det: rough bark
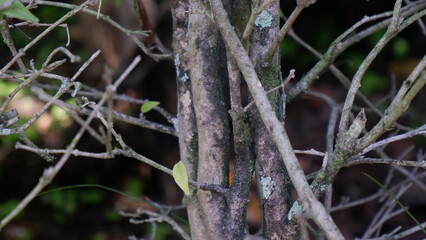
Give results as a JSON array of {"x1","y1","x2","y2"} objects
[
  {"x1": 174, "y1": 1, "x2": 299, "y2": 239},
  {"x1": 187, "y1": 0, "x2": 231, "y2": 239},
  {"x1": 172, "y1": 1, "x2": 208, "y2": 239},
  {"x1": 248, "y1": 1, "x2": 299, "y2": 238}
]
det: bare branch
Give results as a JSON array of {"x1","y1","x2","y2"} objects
[
  {"x1": 0, "y1": 49, "x2": 103, "y2": 231},
  {"x1": 208, "y1": 0, "x2": 344, "y2": 238},
  {"x1": 0, "y1": 0, "x2": 97, "y2": 76},
  {"x1": 339, "y1": 0, "x2": 404, "y2": 133}
]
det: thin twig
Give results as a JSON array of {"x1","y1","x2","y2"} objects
[
  {"x1": 357, "y1": 53, "x2": 426, "y2": 151},
  {"x1": 286, "y1": 0, "x2": 426, "y2": 101},
  {"x1": 287, "y1": 28, "x2": 411, "y2": 132},
  {"x1": 339, "y1": 0, "x2": 404, "y2": 133},
  {"x1": 347, "y1": 157, "x2": 426, "y2": 169},
  {"x1": 0, "y1": 19, "x2": 28, "y2": 74},
  {"x1": 293, "y1": 149, "x2": 326, "y2": 157},
  {"x1": 21, "y1": 0, "x2": 171, "y2": 61},
  {"x1": 241, "y1": 0, "x2": 275, "y2": 46},
  {"x1": 0, "y1": 0, "x2": 97, "y2": 76},
  {"x1": 244, "y1": 69, "x2": 295, "y2": 111},
  {"x1": 11, "y1": 22, "x2": 71, "y2": 46},
  {"x1": 264, "y1": 5, "x2": 305, "y2": 65},
  {"x1": 360, "y1": 124, "x2": 426, "y2": 155},
  {"x1": 0, "y1": 50, "x2": 101, "y2": 136},
  {"x1": 16, "y1": 142, "x2": 112, "y2": 158},
  {"x1": 121, "y1": 208, "x2": 191, "y2": 240},
  {"x1": 0, "y1": 49, "x2": 101, "y2": 231}
]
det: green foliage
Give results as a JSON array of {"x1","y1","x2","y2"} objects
[
  {"x1": 0, "y1": 116, "x2": 39, "y2": 145},
  {"x1": 172, "y1": 161, "x2": 190, "y2": 195},
  {"x1": 51, "y1": 105, "x2": 69, "y2": 122},
  {"x1": 314, "y1": 18, "x2": 338, "y2": 52},
  {"x1": 0, "y1": 80, "x2": 20, "y2": 97},
  {"x1": 36, "y1": 5, "x2": 68, "y2": 23},
  {"x1": 104, "y1": 209, "x2": 121, "y2": 222},
  {"x1": 124, "y1": 177, "x2": 145, "y2": 195},
  {"x1": 40, "y1": 184, "x2": 188, "y2": 223},
  {"x1": 78, "y1": 189, "x2": 104, "y2": 205},
  {"x1": 392, "y1": 37, "x2": 410, "y2": 59},
  {"x1": 369, "y1": 29, "x2": 386, "y2": 46},
  {"x1": 343, "y1": 52, "x2": 389, "y2": 96},
  {"x1": 280, "y1": 38, "x2": 300, "y2": 59},
  {"x1": 40, "y1": 188, "x2": 78, "y2": 214},
  {"x1": 0, "y1": 199, "x2": 19, "y2": 218},
  {"x1": 0, "y1": 0, "x2": 38, "y2": 23},
  {"x1": 40, "y1": 187, "x2": 105, "y2": 216},
  {"x1": 359, "y1": 71, "x2": 388, "y2": 96},
  {"x1": 31, "y1": 40, "x2": 65, "y2": 68},
  {"x1": 345, "y1": 53, "x2": 365, "y2": 74},
  {"x1": 91, "y1": 231, "x2": 107, "y2": 240},
  {"x1": 146, "y1": 223, "x2": 172, "y2": 240},
  {"x1": 114, "y1": 0, "x2": 125, "y2": 7},
  {"x1": 141, "y1": 101, "x2": 160, "y2": 113}
]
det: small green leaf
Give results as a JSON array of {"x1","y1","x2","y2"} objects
[
  {"x1": 172, "y1": 161, "x2": 190, "y2": 195},
  {"x1": 0, "y1": 0, "x2": 39, "y2": 23},
  {"x1": 141, "y1": 101, "x2": 160, "y2": 113}
]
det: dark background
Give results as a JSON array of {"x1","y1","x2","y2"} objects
[{"x1": 1, "y1": 0, "x2": 426, "y2": 239}]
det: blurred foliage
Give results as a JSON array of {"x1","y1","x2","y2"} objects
[
  {"x1": 104, "y1": 209, "x2": 121, "y2": 222},
  {"x1": 146, "y1": 223, "x2": 172, "y2": 240},
  {"x1": 392, "y1": 37, "x2": 410, "y2": 59},
  {"x1": 0, "y1": 116, "x2": 39, "y2": 145},
  {"x1": 40, "y1": 189, "x2": 79, "y2": 214},
  {"x1": 359, "y1": 71, "x2": 388, "y2": 96},
  {"x1": 0, "y1": 199, "x2": 20, "y2": 219},
  {"x1": 0, "y1": 0, "x2": 39, "y2": 23},
  {"x1": 39, "y1": 186, "x2": 108, "y2": 212},
  {"x1": 91, "y1": 231, "x2": 107, "y2": 240},
  {"x1": 123, "y1": 177, "x2": 145, "y2": 195},
  {"x1": 369, "y1": 29, "x2": 387, "y2": 47},
  {"x1": 0, "y1": 80, "x2": 20, "y2": 97}
]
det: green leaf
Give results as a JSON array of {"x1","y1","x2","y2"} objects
[
  {"x1": 141, "y1": 101, "x2": 160, "y2": 113},
  {"x1": 0, "y1": 0, "x2": 39, "y2": 23},
  {"x1": 172, "y1": 161, "x2": 190, "y2": 195}
]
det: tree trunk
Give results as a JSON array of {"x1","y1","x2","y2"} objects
[{"x1": 172, "y1": 0, "x2": 299, "y2": 239}]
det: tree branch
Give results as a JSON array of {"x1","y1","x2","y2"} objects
[{"x1": 208, "y1": 0, "x2": 344, "y2": 238}]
